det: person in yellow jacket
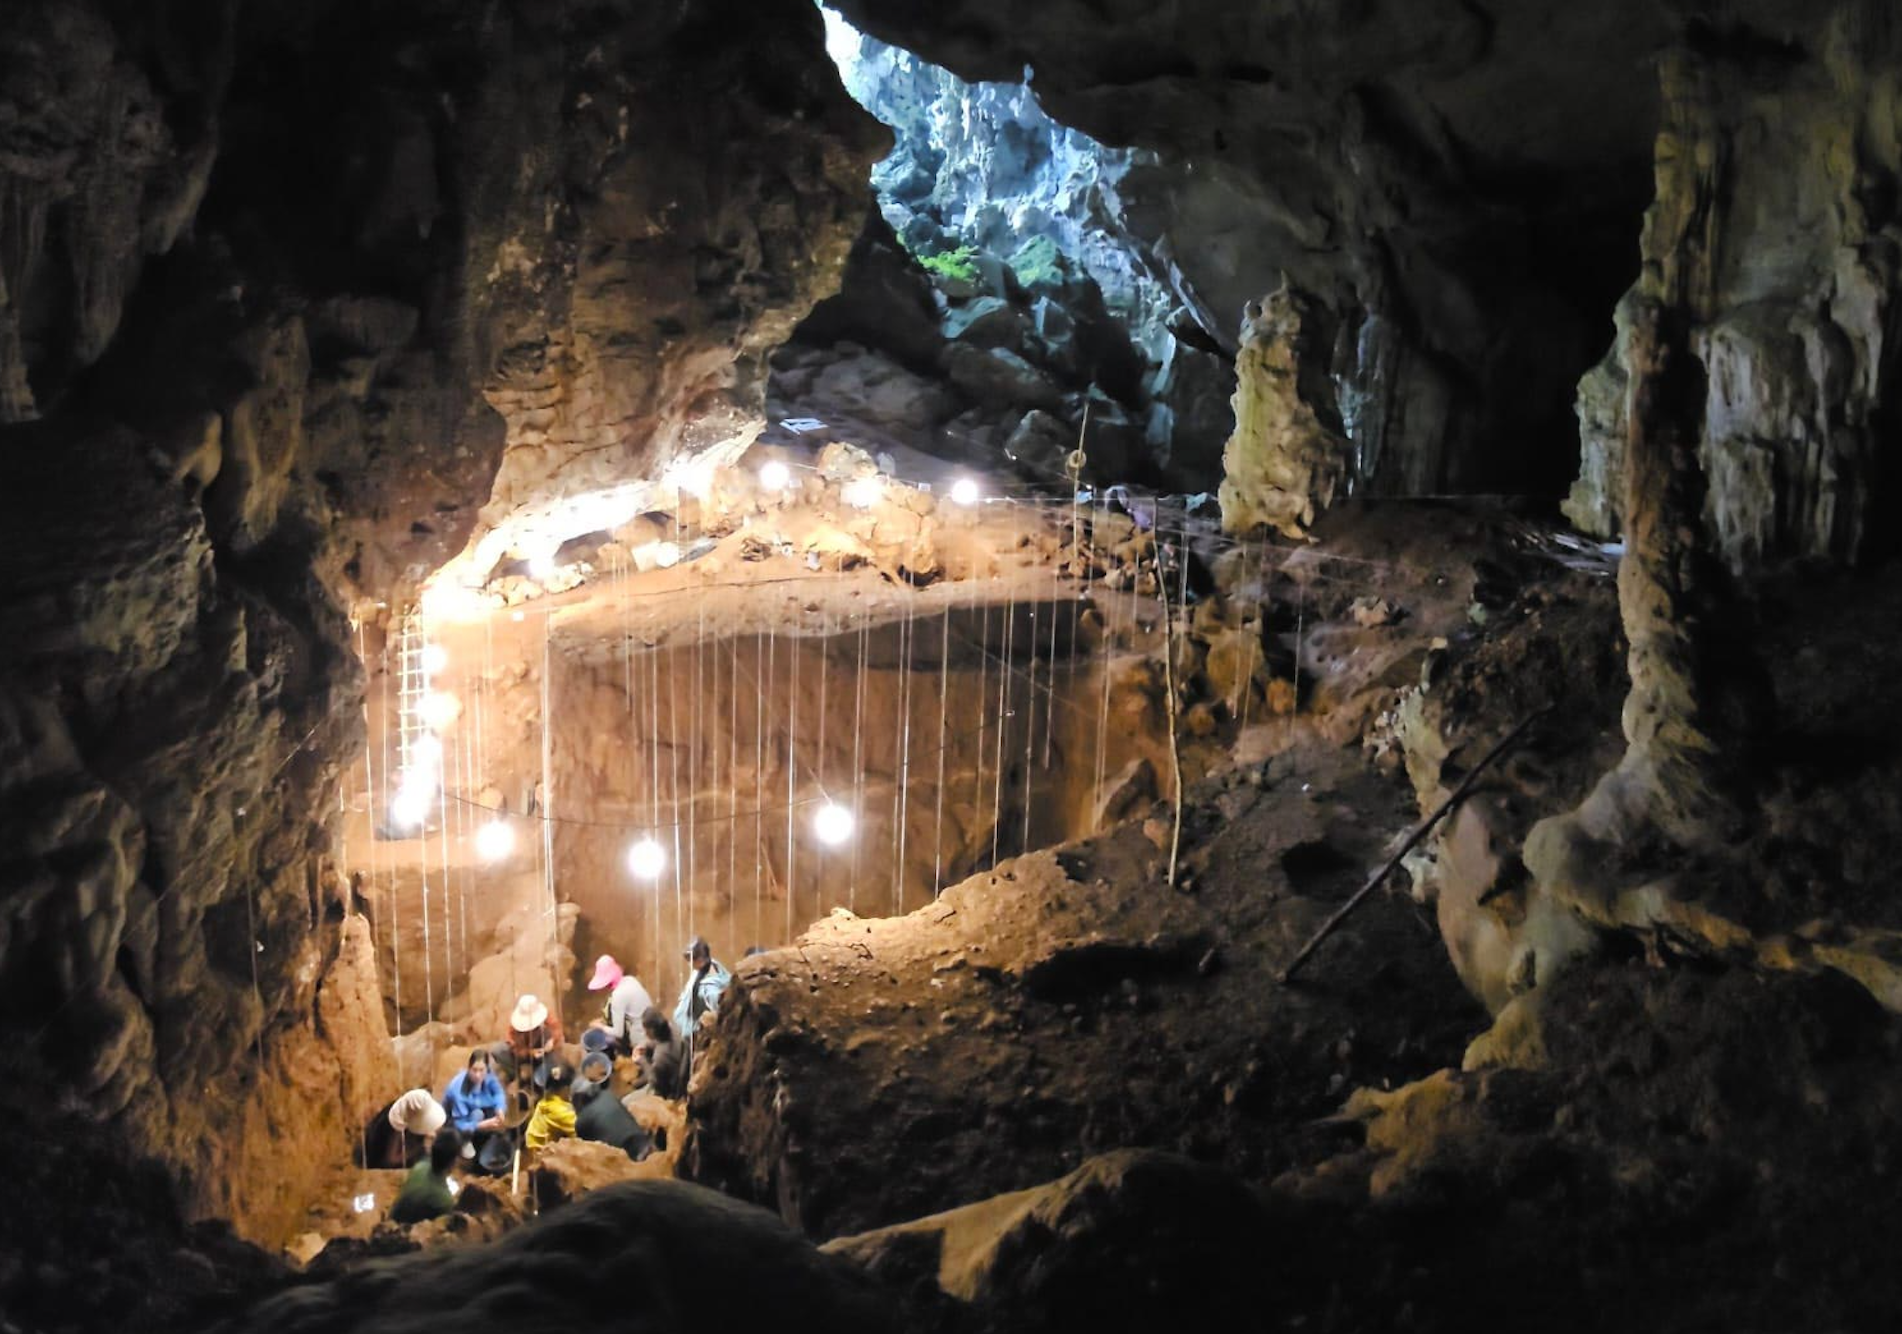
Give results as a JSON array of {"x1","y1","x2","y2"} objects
[{"x1": 524, "y1": 1061, "x2": 577, "y2": 1151}]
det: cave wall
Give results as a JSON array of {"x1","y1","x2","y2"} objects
[{"x1": 0, "y1": 0, "x2": 881, "y2": 1245}]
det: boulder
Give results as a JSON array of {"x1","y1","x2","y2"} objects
[
  {"x1": 940, "y1": 344, "x2": 1066, "y2": 415},
  {"x1": 823, "y1": 1150, "x2": 1277, "y2": 1333},
  {"x1": 811, "y1": 348, "x2": 959, "y2": 433}
]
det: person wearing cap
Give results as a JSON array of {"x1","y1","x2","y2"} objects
[
  {"x1": 585, "y1": 954, "x2": 655, "y2": 1057},
  {"x1": 358, "y1": 1088, "x2": 446, "y2": 1169},
  {"x1": 573, "y1": 1050, "x2": 654, "y2": 1161},
  {"x1": 523, "y1": 1060, "x2": 578, "y2": 1151},
  {"x1": 671, "y1": 936, "x2": 732, "y2": 1072}
]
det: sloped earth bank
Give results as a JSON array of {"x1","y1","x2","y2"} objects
[{"x1": 681, "y1": 744, "x2": 1488, "y2": 1240}]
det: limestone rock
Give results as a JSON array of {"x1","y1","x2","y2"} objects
[
  {"x1": 1218, "y1": 284, "x2": 1351, "y2": 539},
  {"x1": 833, "y1": 0, "x2": 1661, "y2": 499},
  {"x1": 810, "y1": 347, "x2": 957, "y2": 434},
  {"x1": 939, "y1": 343, "x2": 1066, "y2": 415},
  {"x1": 1562, "y1": 24, "x2": 1902, "y2": 569}
]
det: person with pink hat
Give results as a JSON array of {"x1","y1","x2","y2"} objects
[{"x1": 584, "y1": 953, "x2": 655, "y2": 1058}]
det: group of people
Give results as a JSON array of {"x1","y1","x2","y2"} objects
[{"x1": 357, "y1": 935, "x2": 737, "y2": 1225}]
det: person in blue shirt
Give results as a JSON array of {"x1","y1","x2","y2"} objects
[
  {"x1": 441, "y1": 1048, "x2": 507, "y2": 1159},
  {"x1": 671, "y1": 936, "x2": 732, "y2": 1076}
]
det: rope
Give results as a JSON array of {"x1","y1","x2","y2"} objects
[{"x1": 933, "y1": 602, "x2": 950, "y2": 897}]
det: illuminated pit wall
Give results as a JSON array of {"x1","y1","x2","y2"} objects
[
  {"x1": 543, "y1": 589, "x2": 1170, "y2": 1002},
  {"x1": 343, "y1": 605, "x2": 566, "y2": 1040}
]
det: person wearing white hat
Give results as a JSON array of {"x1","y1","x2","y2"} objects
[
  {"x1": 584, "y1": 954, "x2": 655, "y2": 1057},
  {"x1": 357, "y1": 1087, "x2": 446, "y2": 1169},
  {"x1": 502, "y1": 993, "x2": 563, "y2": 1075}
]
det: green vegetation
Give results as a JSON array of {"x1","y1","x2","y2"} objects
[{"x1": 917, "y1": 244, "x2": 980, "y2": 284}]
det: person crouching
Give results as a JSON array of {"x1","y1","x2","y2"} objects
[
  {"x1": 574, "y1": 1050, "x2": 653, "y2": 1162},
  {"x1": 391, "y1": 1129, "x2": 462, "y2": 1225},
  {"x1": 524, "y1": 1061, "x2": 576, "y2": 1152},
  {"x1": 358, "y1": 1088, "x2": 446, "y2": 1169}
]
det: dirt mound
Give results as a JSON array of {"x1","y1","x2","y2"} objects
[{"x1": 681, "y1": 739, "x2": 1486, "y2": 1240}]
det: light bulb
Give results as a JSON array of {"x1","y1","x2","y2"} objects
[
  {"x1": 390, "y1": 780, "x2": 433, "y2": 829},
  {"x1": 410, "y1": 733, "x2": 443, "y2": 773},
  {"x1": 475, "y1": 819, "x2": 515, "y2": 862},
  {"x1": 419, "y1": 643, "x2": 448, "y2": 674},
  {"x1": 950, "y1": 477, "x2": 980, "y2": 506},
  {"x1": 627, "y1": 837, "x2": 667, "y2": 880},
  {"x1": 813, "y1": 802, "x2": 855, "y2": 846},
  {"x1": 418, "y1": 691, "x2": 460, "y2": 731},
  {"x1": 758, "y1": 460, "x2": 791, "y2": 492},
  {"x1": 529, "y1": 552, "x2": 558, "y2": 581},
  {"x1": 843, "y1": 476, "x2": 880, "y2": 509}
]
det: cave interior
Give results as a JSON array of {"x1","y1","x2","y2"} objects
[{"x1": 5, "y1": 1, "x2": 1902, "y2": 1331}]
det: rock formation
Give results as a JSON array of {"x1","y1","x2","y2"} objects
[
  {"x1": 1217, "y1": 283, "x2": 1352, "y2": 537},
  {"x1": 0, "y1": 0, "x2": 880, "y2": 1259},
  {"x1": 1566, "y1": 10, "x2": 1902, "y2": 569}
]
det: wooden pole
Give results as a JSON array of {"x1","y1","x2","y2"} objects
[{"x1": 1158, "y1": 540, "x2": 1185, "y2": 888}]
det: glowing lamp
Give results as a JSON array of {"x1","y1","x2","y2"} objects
[
  {"x1": 759, "y1": 460, "x2": 792, "y2": 492},
  {"x1": 419, "y1": 643, "x2": 448, "y2": 674},
  {"x1": 949, "y1": 477, "x2": 980, "y2": 506},
  {"x1": 627, "y1": 837, "x2": 667, "y2": 880},
  {"x1": 410, "y1": 734, "x2": 443, "y2": 773},
  {"x1": 390, "y1": 780, "x2": 434, "y2": 830},
  {"x1": 419, "y1": 582, "x2": 485, "y2": 621},
  {"x1": 813, "y1": 802, "x2": 855, "y2": 846},
  {"x1": 475, "y1": 819, "x2": 515, "y2": 862},
  {"x1": 418, "y1": 691, "x2": 460, "y2": 731},
  {"x1": 843, "y1": 476, "x2": 880, "y2": 509}
]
